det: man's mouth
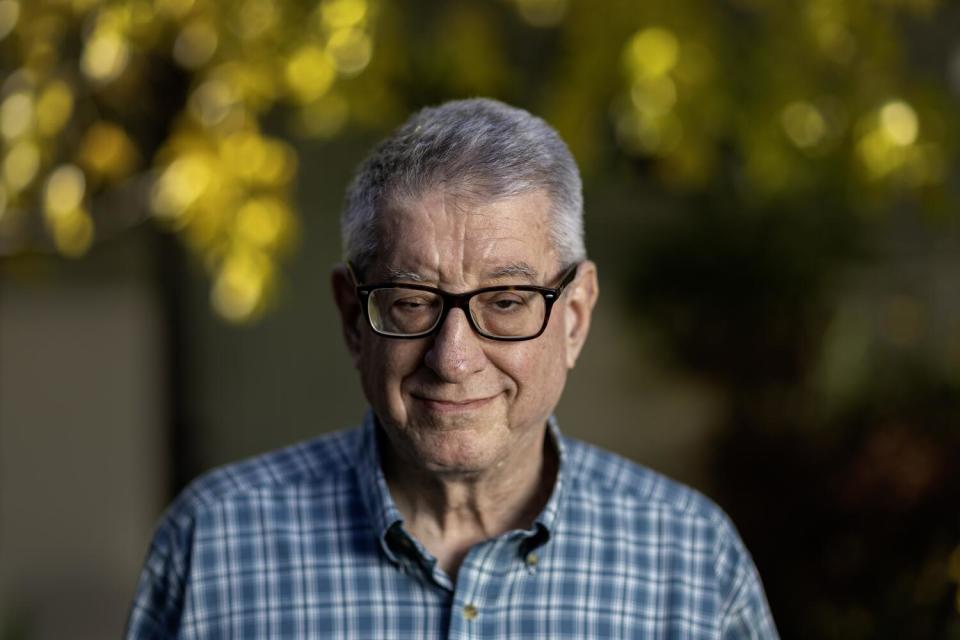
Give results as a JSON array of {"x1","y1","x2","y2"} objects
[{"x1": 412, "y1": 394, "x2": 498, "y2": 412}]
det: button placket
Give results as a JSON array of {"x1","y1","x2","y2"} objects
[{"x1": 451, "y1": 537, "x2": 509, "y2": 632}]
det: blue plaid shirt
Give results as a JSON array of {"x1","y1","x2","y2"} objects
[{"x1": 127, "y1": 413, "x2": 778, "y2": 639}]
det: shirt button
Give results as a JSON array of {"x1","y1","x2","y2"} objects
[
  {"x1": 463, "y1": 604, "x2": 478, "y2": 621},
  {"x1": 525, "y1": 552, "x2": 539, "y2": 567}
]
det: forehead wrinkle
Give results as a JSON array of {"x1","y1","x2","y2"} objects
[
  {"x1": 446, "y1": 189, "x2": 467, "y2": 278},
  {"x1": 378, "y1": 190, "x2": 555, "y2": 286},
  {"x1": 470, "y1": 211, "x2": 543, "y2": 276},
  {"x1": 379, "y1": 261, "x2": 540, "y2": 285}
]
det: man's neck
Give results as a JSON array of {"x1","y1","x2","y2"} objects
[{"x1": 381, "y1": 425, "x2": 558, "y2": 581}]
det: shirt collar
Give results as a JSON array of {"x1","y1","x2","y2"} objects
[
  {"x1": 532, "y1": 415, "x2": 566, "y2": 536},
  {"x1": 353, "y1": 411, "x2": 406, "y2": 562},
  {"x1": 353, "y1": 410, "x2": 569, "y2": 560}
]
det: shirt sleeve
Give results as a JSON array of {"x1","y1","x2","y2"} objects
[
  {"x1": 714, "y1": 517, "x2": 780, "y2": 640},
  {"x1": 125, "y1": 515, "x2": 191, "y2": 639}
]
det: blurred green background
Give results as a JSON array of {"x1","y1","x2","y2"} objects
[{"x1": 1, "y1": 0, "x2": 960, "y2": 637}]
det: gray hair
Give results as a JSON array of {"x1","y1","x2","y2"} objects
[{"x1": 341, "y1": 98, "x2": 585, "y2": 273}]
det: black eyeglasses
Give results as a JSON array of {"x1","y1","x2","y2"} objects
[{"x1": 350, "y1": 262, "x2": 580, "y2": 341}]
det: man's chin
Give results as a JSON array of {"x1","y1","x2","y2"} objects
[{"x1": 399, "y1": 422, "x2": 505, "y2": 475}]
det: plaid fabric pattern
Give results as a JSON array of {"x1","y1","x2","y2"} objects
[{"x1": 126, "y1": 413, "x2": 778, "y2": 639}]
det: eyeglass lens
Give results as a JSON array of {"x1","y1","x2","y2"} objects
[{"x1": 367, "y1": 288, "x2": 547, "y2": 338}]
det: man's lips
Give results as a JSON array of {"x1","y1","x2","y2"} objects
[{"x1": 411, "y1": 394, "x2": 499, "y2": 412}]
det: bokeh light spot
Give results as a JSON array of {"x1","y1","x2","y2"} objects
[
  {"x1": 810, "y1": 14, "x2": 857, "y2": 63},
  {"x1": 81, "y1": 29, "x2": 131, "y2": 82},
  {"x1": 151, "y1": 153, "x2": 213, "y2": 221},
  {"x1": 3, "y1": 140, "x2": 40, "y2": 191},
  {"x1": 326, "y1": 28, "x2": 372, "y2": 75},
  {"x1": 236, "y1": 197, "x2": 289, "y2": 248},
  {"x1": 211, "y1": 249, "x2": 270, "y2": 322},
  {"x1": 879, "y1": 100, "x2": 918, "y2": 146},
  {"x1": 296, "y1": 92, "x2": 348, "y2": 138},
  {"x1": 855, "y1": 100, "x2": 930, "y2": 181},
  {"x1": 185, "y1": 202, "x2": 231, "y2": 252},
  {"x1": 624, "y1": 27, "x2": 679, "y2": 79},
  {"x1": 857, "y1": 130, "x2": 900, "y2": 178},
  {"x1": 234, "y1": 0, "x2": 277, "y2": 42},
  {"x1": 44, "y1": 164, "x2": 86, "y2": 216},
  {"x1": 78, "y1": 121, "x2": 139, "y2": 181},
  {"x1": 0, "y1": 0, "x2": 20, "y2": 42},
  {"x1": 222, "y1": 130, "x2": 267, "y2": 180},
  {"x1": 48, "y1": 206, "x2": 94, "y2": 257},
  {"x1": 174, "y1": 19, "x2": 219, "y2": 69},
  {"x1": 256, "y1": 140, "x2": 296, "y2": 186},
  {"x1": 781, "y1": 101, "x2": 827, "y2": 149},
  {"x1": 321, "y1": 0, "x2": 367, "y2": 30},
  {"x1": 36, "y1": 81, "x2": 74, "y2": 137},
  {"x1": 220, "y1": 131, "x2": 296, "y2": 186},
  {"x1": 513, "y1": 0, "x2": 568, "y2": 28},
  {"x1": 1, "y1": 92, "x2": 35, "y2": 140},
  {"x1": 285, "y1": 45, "x2": 336, "y2": 103},
  {"x1": 630, "y1": 75, "x2": 677, "y2": 116},
  {"x1": 210, "y1": 62, "x2": 276, "y2": 111},
  {"x1": 189, "y1": 79, "x2": 237, "y2": 127}
]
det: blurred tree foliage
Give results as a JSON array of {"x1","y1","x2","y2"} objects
[
  {"x1": 0, "y1": 0, "x2": 386, "y2": 320},
  {"x1": 1, "y1": 0, "x2": 959, "y2": 636},
  {"x1": 1, "y1": 0, "x2": 954, "y2": 313}
]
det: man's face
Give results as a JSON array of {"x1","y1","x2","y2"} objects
[{"x1": 334, "y1": 189, "x2": 598, "y2": 476}]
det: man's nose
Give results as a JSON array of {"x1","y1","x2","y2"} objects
[{"x1": 423, "y1": 308, "x2": 486, "y2": 382}]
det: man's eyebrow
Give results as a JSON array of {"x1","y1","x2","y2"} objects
[
  {"x1": 486, "y1": 263, "x2": 539, "y2": 281},
  {"x1": 383, "y1": 268, "x2": 431, "y2": 283}
]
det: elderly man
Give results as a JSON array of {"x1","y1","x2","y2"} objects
[{"x1": 127, "y1": 99, "x2": 778, "y2": 638}]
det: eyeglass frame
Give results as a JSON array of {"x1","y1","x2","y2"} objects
[{"x1": 348, "y1": 262, "x2": 581, "y2": 342}]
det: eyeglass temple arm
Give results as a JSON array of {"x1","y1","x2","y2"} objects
[
  {"x1": 558, "y1": 263, "x2": 580, "y2": 291},
  {"x1": 346, "y1": 261, "x2": 361, "y2": 287}
]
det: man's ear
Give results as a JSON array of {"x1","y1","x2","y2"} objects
[
  {"x1": 331, "y1": 264, "x2": 363, "y2": 367},
  {"x1": 563, "y1": 260, "x2": 599, "y2": 369}
]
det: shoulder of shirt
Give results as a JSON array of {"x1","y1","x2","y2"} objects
[
  {"x1": 561, "y1": 434, "x2": 737, "y2": 533},
  {"x1": 559, "y1": 436, "x2": 770, "y2": 618},
  {"x1": 161, "y1": 426, "x2": 361, "y2": 528}
]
